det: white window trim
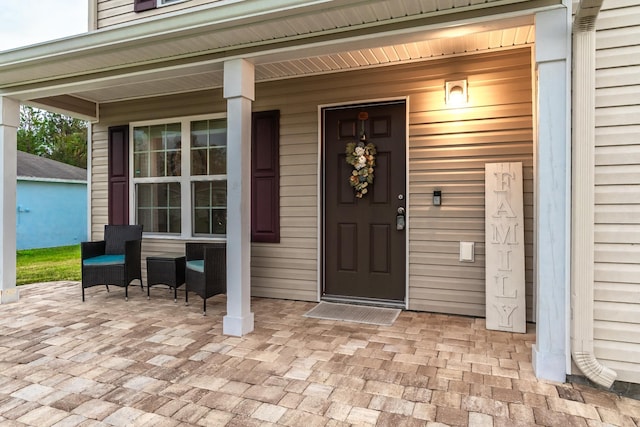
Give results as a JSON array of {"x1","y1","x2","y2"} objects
[
  {"x1": 158, "y1": 0, "x2": 188, "y2": 7},
  {"x1": 129, "y1": 112, "x2": 227, "y2": 240}
]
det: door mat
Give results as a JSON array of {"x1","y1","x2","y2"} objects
[{"x1": 303, "y1": 301, "x2": 401, "y2": 326}]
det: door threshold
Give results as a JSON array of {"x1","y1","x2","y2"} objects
[{"x1": 322, "y1": 295, "x2": 405, "y2": 309}]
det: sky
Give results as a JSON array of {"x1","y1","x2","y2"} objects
[{"x1": 0, "y1": 0, "x2": 88, "y2": 52}]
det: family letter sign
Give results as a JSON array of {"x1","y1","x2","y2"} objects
[{"x1": 485, "y1": 162, "x2": 526, "y2": 333}]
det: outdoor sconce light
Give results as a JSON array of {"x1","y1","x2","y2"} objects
[
  {"x1": 433, "y1": 190, "x2": 442, "y2": 206},
  {"x1": 445, "y1": 79, "x2": 468, "y2": 107}
]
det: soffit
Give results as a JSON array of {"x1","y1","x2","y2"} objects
[
  {"x1": 74, "y1": 24, "x2": 535, "y2": 103},
  {"x1": 0, "y1": 0, "x2": 553, "y2": 109}
]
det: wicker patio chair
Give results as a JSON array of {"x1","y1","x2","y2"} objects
[
  {"x1": 185, "y1": 242, "x2": 226, "y2": 315},
  {"x1": 81, "y1": 225, "x2": 143, "y2": 301}
]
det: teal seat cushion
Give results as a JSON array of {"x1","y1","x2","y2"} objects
[
  {"x1": 186, "y1": 260, "x2": 204, "y2": 273},
  {"x1": 83, "y1": 254, "x2": 125, "y2": 266}
]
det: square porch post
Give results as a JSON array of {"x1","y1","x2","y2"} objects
[
  {"x1": 532, "y1": 8, "x2": 571, "y2": 383},
  {"x1": 0, "y1": 97, "x2": 20, "y2": 304},
  {"x1": 223, "y1": 59, "x2": 255, "y2": 336}
]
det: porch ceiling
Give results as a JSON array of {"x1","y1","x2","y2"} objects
[{"x1": 0, "y1": 0, "x2": 554, "y2": 119}]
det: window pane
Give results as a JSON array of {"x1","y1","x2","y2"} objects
[
  {"x1": 138, "y1": 209, "x2": 152, "y2": 233},
  {"x1": 155, "y1": 208, "x2": 168, "y2": 233},
  {"x1": 190, "y1": 119, "x2": 227, "y2": 176},
  {"x1": 169, "y1": 209, "x2": 181, "y2": 233},
  {"x1": 137, "y1": 182, "x2": 152, "y2": 206},
  {"x1": 153, "y1": 152, "x2": 166, "y2": 177},
  {"x1": 150, "y1": 125, "x2": 164, "y2": 151},
  {"x1": 165, "y1": 123, "x2": 181, "y2": 150},
  {"x1": 134, "y1": 153, "x2": 149, "y2": 178},
  {"x1": 212, "y1": 209, "x2": 226, "y2": 234},
  {"x1": 169, "y1": 182, "x2": 181, "y2": 207},
  {"x1": 136, "y1": 183, "x2": 181, "y2": 234},
  {"x1": 191, "y1": 120, "x2": 208, "y2": 148},
  {"x1": 134, "y1": 127, "x2": 149, "y2": 152},
  {"x1": 134, "y1": 123, "x2": 181, "y2": 178},
  {"x1": 167, "y1": 151, "x2": 181, "y2": 176},
  {"x1": 191, "y1": 180, "x2": 226, "y2": 236},
  {"x1": 211, "y1": 181, "x2": 227, "y2": 207},
  {"x1": 191, "y1": 149, "x2": 207, "y2": 176},
  {"x1": 193, "y1": 181, "x2": 210, "y2": 208},
  {"x1": 209, "y1": 147, "x2": 226, "y2": 175},
  {"x1": 209, "y1": 122, "x2": 226, "y2": 147},
  {"x1": 193, "y1": 209, "x2": 211, "y2": 234}
]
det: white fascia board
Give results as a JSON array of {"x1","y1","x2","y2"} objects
[
  {"x1": 17, "y1": 177, "x2": 87, "y2": 185},
  {"x1": 0, "y1": 0, "x2": 363, "y2": 68}
]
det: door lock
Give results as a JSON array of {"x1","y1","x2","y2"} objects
[{"x1": 396, "y1": 207, "x2": 406, "y2": 231}]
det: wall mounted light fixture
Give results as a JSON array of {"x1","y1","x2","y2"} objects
[{"x1": 445, "y1": 79, "x2": 468, "y2": 107}]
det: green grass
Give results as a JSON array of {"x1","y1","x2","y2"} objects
[{"x1": 16, "y1": 244, "x2": 81, "y2": 285}]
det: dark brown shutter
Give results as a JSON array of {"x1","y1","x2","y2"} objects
[
  {"x1": 134, "y1": 0, "x2": 156, "y2": 12},
  {"x1": 251, "y1": 110, "x2": 280, "y2": 243},
  {"x1": 108, "y1": 125, "x2": 129, "y2": 225}
]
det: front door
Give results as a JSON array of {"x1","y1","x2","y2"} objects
[{"x1": 323, "y1": 101, "x2": 406, "y2": 304}]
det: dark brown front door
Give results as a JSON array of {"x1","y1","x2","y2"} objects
[{"x1": 323, "y1": 101, "x2": 406, "y2": 304}]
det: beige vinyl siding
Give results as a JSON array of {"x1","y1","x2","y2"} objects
[
  {"x1": 407, "y1": 49, "x2": 534, "y2": 318},
  {"x1": 97, "y1": 0, "x2": 223, "y2": 29},
  {"x1": 91, "y1": 47, "x2": 534, "y2": 313},
  {"x1": 91, "y1": 90, "x2": 227, "y2": 285},
  {"x1": 593, "y1": 0, "x2": 640, "y2": 384}
]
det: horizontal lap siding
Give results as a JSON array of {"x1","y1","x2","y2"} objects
[
  {"x1": 407, "y1": 48, "x2": 534, "y2": 319},
  {"x1": 253, "y1": 49, "x2": 534, "y2": 309},
  {"x1": 91, "y1": 91, "x2": 230, "y2": 288},
  {"x1": 92, "y1": 48, "x2": 534, "y2": 313},
  {"x1": 97, "y1": 0, "x2": 222, "y2": 28},
  {"x1": 593, "y1": 0, "x2": 640, "y2": 383}
]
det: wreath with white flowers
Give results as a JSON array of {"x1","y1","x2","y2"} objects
[{"x1": 345, "y1": 141, "x2": 377, "y2": 198}]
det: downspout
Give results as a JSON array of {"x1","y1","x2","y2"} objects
[{"x1": 571, "y1": 0, "x2": 616, "y2": 389}]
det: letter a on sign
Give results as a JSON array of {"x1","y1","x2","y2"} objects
[{"x1": 485, "y1": 162, "x2": 526, "y2": 333}]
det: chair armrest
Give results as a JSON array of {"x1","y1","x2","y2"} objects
[{"x1": 81, "y1": 241, "x2": 106, "y2": 260}]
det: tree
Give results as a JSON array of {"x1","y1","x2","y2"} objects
[{"x1": 18, "y1": 106, "x2": 88, "y2": 169}]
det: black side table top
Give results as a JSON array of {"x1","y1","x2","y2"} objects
[{"x1": 146, "y1": 254, "x2": 186, "y2": 302}]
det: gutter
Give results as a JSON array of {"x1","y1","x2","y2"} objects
[
  {"x1": 17, "y1": 177, "x2": 87, "y2": 185},
  {"x1": 570, "y1": 0, "x2": 616, "y2": 389}
]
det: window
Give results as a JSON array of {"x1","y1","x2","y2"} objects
[
  {"x1": 134, "y1": 0, "x2": 187, "y2": 12},
  {"x1": 134, "y1": 0, "x2": 156, "y2": 12},
  {"x1": 190, "y1": 118, "x2": 227, "y2": 236},
  {"x1": 131, "y1": 115, "x2": 227, "y2": 237}
]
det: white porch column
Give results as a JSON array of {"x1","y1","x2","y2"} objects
[
  {"x1": 0, "y1": 97, "x2": 20, "y2": 304},
  {"x1": 532, "y1": 8, "x2": 571, "y2": 383},
  {"x1": 223, "y1": 59, "x2": 255, "y2": 336}
]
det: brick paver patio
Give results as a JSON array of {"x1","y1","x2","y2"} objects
[{"x1": 0, "y1": 281, "x2": 637, "y2": 426}]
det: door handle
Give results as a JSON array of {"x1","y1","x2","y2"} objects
[{"x1": 396, "y1": 207, "x2": 406, "y2": 231}]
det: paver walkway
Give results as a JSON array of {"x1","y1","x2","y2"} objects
[{"x1": 0, "y1": 281, "x2": 637, "y2": 426}]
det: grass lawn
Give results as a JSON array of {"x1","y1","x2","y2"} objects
[{"x1": 16, "y1": 244, "x2": 81, "y2": 285}]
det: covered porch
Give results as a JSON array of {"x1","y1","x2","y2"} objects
[{"x1": 1, "y1": 0, "x2": 571, "y2": 384}]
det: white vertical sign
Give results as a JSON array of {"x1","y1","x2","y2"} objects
[{"x1": 485, "y1": 162, "x2": 526, "y2": 333}]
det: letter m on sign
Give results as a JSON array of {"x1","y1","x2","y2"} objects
[{"x1": 491, "y1": 223, "x2": 518, "y2": 245}]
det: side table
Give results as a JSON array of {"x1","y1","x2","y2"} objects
[{"x1": 146, "y1": 254, "x2": 186, "y2": 302}]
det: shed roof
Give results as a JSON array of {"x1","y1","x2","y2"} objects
[{"x1": 17, "y1": 150, "x2": 86, "y2": 182}]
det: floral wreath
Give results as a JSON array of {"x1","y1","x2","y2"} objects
[{"x1": 345, "y1": 140, "x2": 377, "y2": 198}]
